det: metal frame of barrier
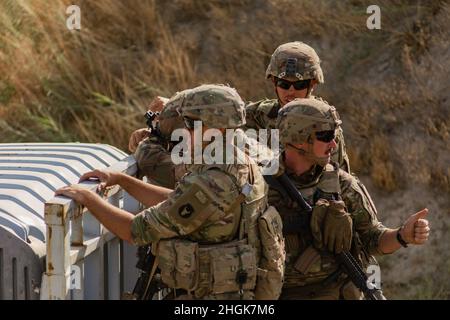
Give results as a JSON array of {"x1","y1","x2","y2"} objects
[{"x1": 40, "y1": 156, "x2": 140, "y2": 300}]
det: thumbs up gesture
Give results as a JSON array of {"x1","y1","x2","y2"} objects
[{"x1": 399, "y1": 208, "x2": 430, "y2": 245}]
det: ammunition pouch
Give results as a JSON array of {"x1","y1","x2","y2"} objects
[
  {"x1": 255, "y1": 206, "x2": 285, "y2": 300},
  {"x1": 157, "y1": 240, "x2": 199, "y2": 291},
  {"x1": 157, "y1": 239, "x2": 258, "y2": 298}
]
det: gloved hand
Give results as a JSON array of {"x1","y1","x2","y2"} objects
[
  {"x1": 310, "y1": 198, "x2": 329, "y2": 250},
  {"x1": 323, "y1": 200, "x2": 353, "y2": 254}
]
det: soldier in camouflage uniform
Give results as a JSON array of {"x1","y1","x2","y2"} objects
[
  {"x1": 133, "y1": 91, "x2": 188, "y2": 189},
  {"x1": 272, "y1": 98, "x2": 430, "y2": 299},
  {"x1": 244, "y1": 41, "x2": 351, "y2": 172},
  {"x1": 129, "y1": 42, "x2": 350, "y2": 173},
  {"x1": 55, "y1": 84, "x2": 277, "y2": 300}
]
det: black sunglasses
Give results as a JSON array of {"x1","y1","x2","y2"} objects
[
  {"x1": 315, "y1": 130, "x2": 336, "y2": 143},
  {"x1": 276, "y1": 78, "x2": 311, "y2": 91}
]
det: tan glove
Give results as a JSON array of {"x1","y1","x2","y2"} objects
[
  {"x1": 310, "y1": 198, "x2": 330, "y2": 250},
  {"x1": 323, "y1": 200, "x2": 353, "y2": 254}
]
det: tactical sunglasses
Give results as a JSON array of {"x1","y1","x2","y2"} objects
[
  {"x1": 276, "y1": 78, "x2": 311, "y2": 91},
  {"x1": 315, "y1": 130, "x2": 336, "y2": 143}
]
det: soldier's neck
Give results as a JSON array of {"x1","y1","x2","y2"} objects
[{"x1": 284, "y1": 149, "x2": 315, "y2": 176}]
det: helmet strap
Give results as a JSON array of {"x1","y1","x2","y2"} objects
[
  {"x1": 306, "y1": 82, "x2": 314, "y2": 98},
  {"x1": 272, "y1": 78, "x2": 283, "y2": 106}
]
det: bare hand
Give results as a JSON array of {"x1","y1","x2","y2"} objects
[
  {"x1": 55, "y1": 185, "x2": 92, "y2": 205},
  {"x1": 79, "y1": 169, "x2": 120, "y2": 192},
  {"x1": 128, "y1": 128, "x2": 149, "y2": 153},
  {"x1": 400, "y1": 208, "x2": 430, "y2": 245}
]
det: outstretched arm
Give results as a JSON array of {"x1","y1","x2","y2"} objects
[
  {"x1": 55, "y1": 186, "x2": 135, "y2": 243},
  {"x1": 115, "y1": 172, "x2": 173, "y2": 207},
  {"x1": 378, "y1": 208, "x2": 430, "y2": 254},
  {"x1": 79, "y1": 169, "x2": 173, "y2": 208}
]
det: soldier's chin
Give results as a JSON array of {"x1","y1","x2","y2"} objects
[
  {"x1": 285, "y1": 97, "x2": 295, "y2": 103},
  {"x1": 315, "y1": 155, "x2": 330, "y2": 167}
]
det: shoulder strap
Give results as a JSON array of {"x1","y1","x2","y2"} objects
[
  {"x1": 263, "y1": 174, "x2": 290, "y2": 203},
  {"x1": 205, "y1": 166, "x2": 253, "y2": 240}
]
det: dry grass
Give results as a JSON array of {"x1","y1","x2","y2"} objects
[
  {"x1": 1, "y1": 0, "x2": 449, "y2": 299},
  {"x1": 0, "y1": 0, "x2": 197, "y2": 144}
]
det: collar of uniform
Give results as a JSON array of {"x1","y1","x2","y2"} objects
[
  {"x1": 283, "y1": 157, "x2": 324, "y2": 187},
  {"x1": 186, "y1": 141, "x2": 249, "y2": 172},
  {"x1": 316, "y1": 162, "x2": 341, "y2": 194}
]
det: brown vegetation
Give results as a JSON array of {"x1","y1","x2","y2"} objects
[{"x1": 1, "y1": 0, "x2": 449, "y2": 299}]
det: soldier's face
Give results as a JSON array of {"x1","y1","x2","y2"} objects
[
  {"x1": 312, "y1": 137, "x2": 337, "y2": 160},
  {"x1": 285, "y1": 137, "x2": 337, "y2": 171},
  {"x1": 275, "y1": 83, "x2": 308, "y2": 106},
  {"x1": 273, "y1": 77, "x2": 317, "y2": 106}
]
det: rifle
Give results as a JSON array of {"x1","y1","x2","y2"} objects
[
  {"x1": 145, "y1": 111, "x2": 162, "y2": 138},
  {"x1": 129, "y1": 245, "x2": 159, "y2": 300},
  {"x1": 264, "y1": 173, "x2": 386, "y2": 300}
]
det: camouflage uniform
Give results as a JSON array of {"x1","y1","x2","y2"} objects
[
  {"x1": 244, "y1": 97, "x2": 350, "y2": 172},
  {"x1": 130, "y1": 84, "x2": 271, "y2": 300},
  {"x1": 134, "y1": 136, "x2": 187, "y2": 188},
  {"x1": 243, "y1": 41, "x2": 351, "y2": 172},
  {"x1": 272, "y1": 99, "x2": 388, "y2": 300},
  {"x1": 134, "y1": 90, "x2": 188, "y2": 188}
]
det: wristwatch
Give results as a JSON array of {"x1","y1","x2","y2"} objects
[{"x1": 396, "y1": 226, "x2": 408, "y2": 248}]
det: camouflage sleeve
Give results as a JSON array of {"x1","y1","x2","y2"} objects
[
  {"x1": 243, "y1": 99, "x2": 272, "y2": 131},
  {"x1": 130, "y1": 169, "x2": 241, "y2": 246},
  {"x1": 134, "y1": 136, "x2": 177, "y2": 188},
  {"x1": 340, "y1": 171, "x2": 388, "y2": 256},
  {"x1": 333, "y1": 127, "x2": 351, "y2": 173}
]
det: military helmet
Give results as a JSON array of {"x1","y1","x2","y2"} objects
[
  {"x1": 265, "y1": 41, "x2": 324, "y2": 83},
  {"x1": 157, "y1": 90, "x2": 188, "y2": 139},
  {"x1": 178, "y1": 84, "x2": 246, "y2": 128},
  {"x1": 277, "y1": 98, "x2": 341, "y2": 145}
]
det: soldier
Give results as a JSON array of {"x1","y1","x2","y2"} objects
[
  {"x1": 128, "y1": 96, "x2": 169, "y2": 153},
  {"x1": 133, "y1": 91, "x2": 188, "y2": 189},
  {"x1": 272, "y1": 98, "x2": 430, "y2": 299},
  {"x1": 245, "y1": 41, "x2": 350, "y2": 172},
  {"x1": 127, "y1": 91, "x2": 189, "y2": 299},
  {"x1": 128, "y1": 41, "x2": 350, "y2": 172},
  {"x1": 55, "y1": 84, "x2": 284, "y2": 300}
]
